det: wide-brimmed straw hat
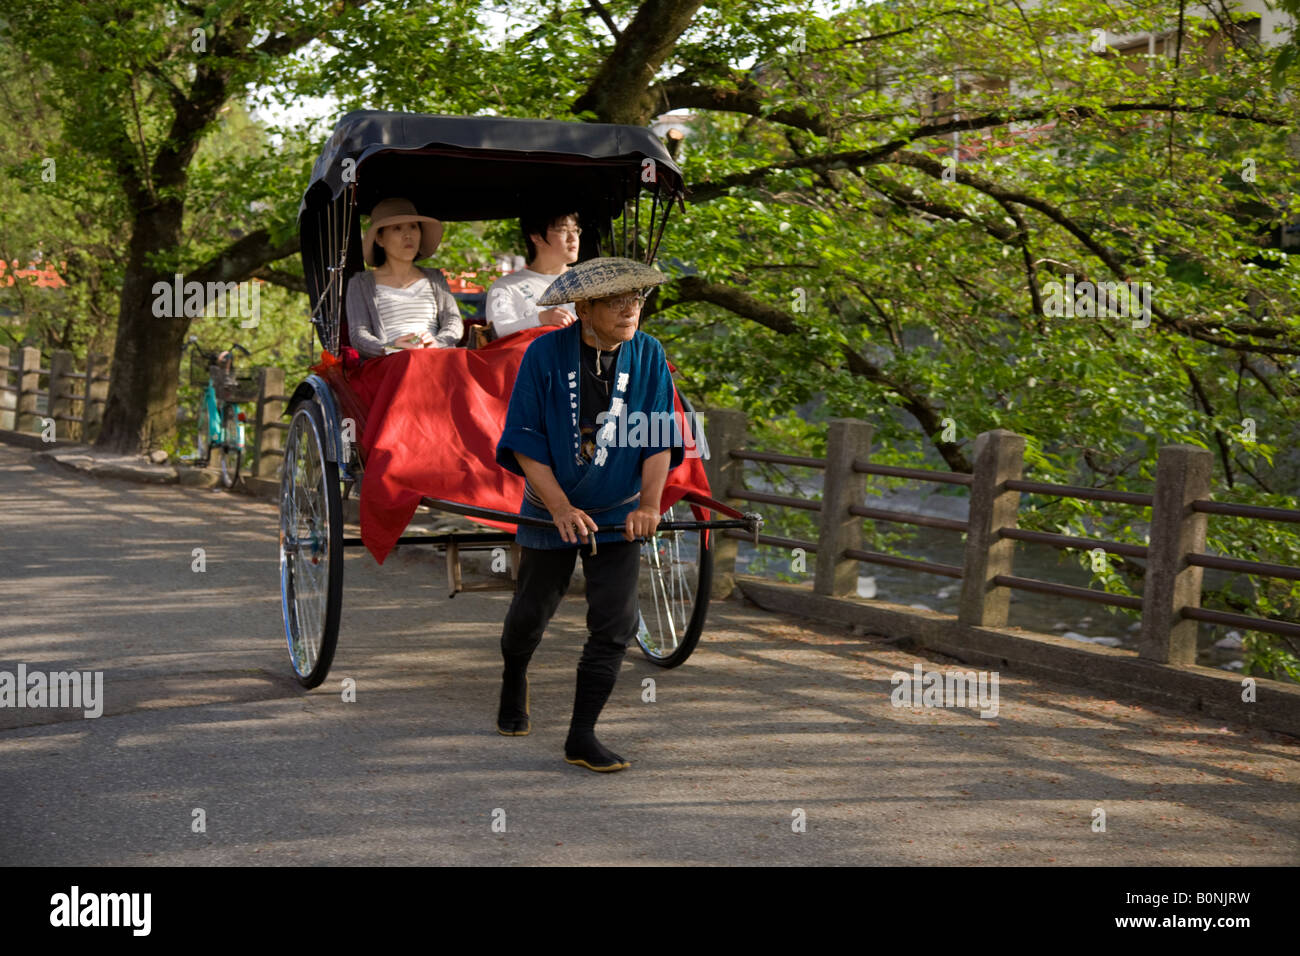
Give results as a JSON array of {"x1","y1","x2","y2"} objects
[
  {"x1": 363, "y1": 198, "x2": 444, "y2": 266},
  {"x1": 537, "y1": 257, "x2": 667, "y2": 306}
]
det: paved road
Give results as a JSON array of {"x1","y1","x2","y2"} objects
[{"x1": 0, "y1": 442, "x2": 1297, "y2": 865}]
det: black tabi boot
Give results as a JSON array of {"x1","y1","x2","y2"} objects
[
  {"x1": 563, "y1": 668, "x2": 629, "y2": 772},
  {"x1": 496, "y1": 664, "x2": 530, "y2": 736}
]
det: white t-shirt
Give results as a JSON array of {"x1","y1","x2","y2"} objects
[
  {"x1": 486, "y1": 268, "x2": 575, "y2": 338},
  {"x1": 373, "y1": 279, "x2": 438, "y2": 343}
]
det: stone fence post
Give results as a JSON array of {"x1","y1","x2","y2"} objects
[
  {"x1": 1140, "y1": 445, "x2": 1212, "y2": 664},
  {"x1": 83, "y1": 353, "x2": 109, "y2": 441},
  {"x1": 48, "y1": 349, "x2": 74, "y2": 441},
  {"x1": 815, "y1": 419, "x2": 874, "y2": 597},
  {"x1": 701, "y1": 407, "x2": 747, "y2": 600},
  {"x1": 958, "y1": 429, "x2": 1026, "y2": 627},
  {"x1": 254, "y1": 366, "x2": 286, "y2": 478},
  {"x1": 16, "y1": 346, "x2": 42, "y2": 434},
  {"x1": 0, "y1": 346, "x2": 12, "y2": 430}
]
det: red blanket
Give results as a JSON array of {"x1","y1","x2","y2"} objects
[{"x1": 319, "y1": 328, "x2": 712, "y2": 564}]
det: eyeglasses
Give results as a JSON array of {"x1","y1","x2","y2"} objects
[
  {"x1": 548, "y1": 226, "x2": 582, "y2": 238},
  {"x1": 593, "y1": 291, "x2": 647, "y2": 310}
]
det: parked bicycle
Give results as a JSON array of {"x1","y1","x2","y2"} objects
[{"x1": 185, "y1": 337, "x2": 257, "y2": 488}]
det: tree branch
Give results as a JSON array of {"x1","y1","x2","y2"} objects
[
  {"x1": 572, "y1": 0, "x2": 704, "y2": 123},
  {"x1": 667, "y1": 275, "x2": 972, "y2": 472},
  {"x1": 252, "y1": 0, "x2": 376, "y2": 60},
  {"x1": 586, "y1": 0, "x2": 621, "y2": 39},
  {"x1": 188, "y1": 230, "x2": 300, "y2": 288},
  {"x1": 125, "y1": 75, "x2": 158, "y2": 203},
  {"x1": 653, "y1": 75, "x2": 829, "y2": 135},
  {"x1": 798, "y1": 6, "x2": 995, "y2": 55},
  {"x1": 887, "y1": 149, "x2": 1300, "y2": 356},
  {"x1": 687, "y1": 101, "x2": 1288, "y2": 201},
  {"x1": 1180, "y1": 354, "x2": 1236, "y2": 488},
  {"x1": 998, "y1": 197, "x2": 1046, "y2": 331},
  {"x1": 890, "y1": 147, "x2": 1137, "y2": 275},
  {"x1": 250, "y1": 265, "x2": 307, "y2": 294}
]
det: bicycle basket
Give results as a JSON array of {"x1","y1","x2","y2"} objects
[{"x1": 214, "y1": 368, "x2": 259, "y2": 404}]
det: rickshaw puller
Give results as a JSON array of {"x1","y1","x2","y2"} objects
[{"x1": 494, "y1": 257, "x2": 683, "y2": 772}]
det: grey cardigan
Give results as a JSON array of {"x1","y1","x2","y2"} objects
[{"x1": 345, "y1": 267, "x2": 464, "y2": 357}]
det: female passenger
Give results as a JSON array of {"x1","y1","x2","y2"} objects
[{"x1": 346, "y1": 197, "x2": 464, "y2": 356}]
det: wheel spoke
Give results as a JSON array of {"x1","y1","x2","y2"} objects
[
  {"x1": 635, "y1": 503, "x2": 705, "y2": 664},
  {"x1": 655, "y1": 544, "x2": 679, "y2": 652},
  {"x1": 648, "y1": 542, "x2": 674, "y2": 652}
]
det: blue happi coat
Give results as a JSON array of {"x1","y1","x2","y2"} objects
[{"x1": 496, "y1": 322, "x2": 685, "y2": 549}]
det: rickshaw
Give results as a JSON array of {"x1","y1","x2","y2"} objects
[{"x1": 280, "y1": 110, "x2": 762, "y2": 689}]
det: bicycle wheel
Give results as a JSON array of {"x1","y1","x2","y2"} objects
[
  {"x1": 219, "y1": 405, "x2": 242, "y2": 489},
  {"x1": 196, "y1": 400, "x2": 211, "y2": 466},
  {"x1": 635, "y1": 501, "x2": 714, "y2": 668},
  {"x1": 279, "y1": 400, "x2": 344, "y2": 688}
]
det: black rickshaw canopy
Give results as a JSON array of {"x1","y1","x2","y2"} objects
[{"x1": 300, "y1": 110, "x2": 684, "y2": 217}]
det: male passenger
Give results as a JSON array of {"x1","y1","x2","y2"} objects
[{"x1": 485, "y1": 209, "x2": 580, "y2": 338}]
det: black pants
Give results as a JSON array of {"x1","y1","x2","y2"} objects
[{"x1": 500, "y1": 540, "x2": 641, "y2": 682}]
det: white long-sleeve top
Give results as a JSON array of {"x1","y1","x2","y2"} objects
[{"x1": 485, "y1": 268, "x2": 575, "y2": 338}]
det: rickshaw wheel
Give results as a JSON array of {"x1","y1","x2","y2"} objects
[
  {"x1": 636, "y1": 502, "x2": 714, "y2": 668},
  {"x1": 219, "y1": 405, "x2": 241, "y2": 489},
  {"x1": 280, "y1": 400, "x2": 344, "y2": 688}
]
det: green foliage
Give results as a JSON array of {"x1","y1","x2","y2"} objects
[{"x1": 0, "y1": 38, "x2": 124, "y2": 356}]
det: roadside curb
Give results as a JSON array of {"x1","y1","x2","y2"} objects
[
  {"x1": 36, "y1": 445, "x2": 179, "y2": 484},
  {"x1": 1, "y1": 430, "x2": 223, "y2": 487},
  {"x1": 0, "y1": 428, "x2": 54, "y2": 451}
]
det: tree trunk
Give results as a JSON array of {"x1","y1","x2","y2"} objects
[
  {"x1": 573, "y1": 0, "x2": 704, "y2": 124},
  {"x1": 94, "y1": 204, "x2": 188, "y2": 454}
]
